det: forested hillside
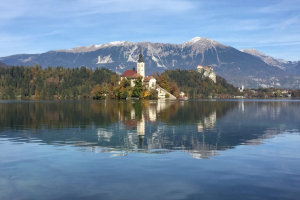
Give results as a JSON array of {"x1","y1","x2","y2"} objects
[
  {"x1": 156, "y1": 70, "x2": 239, "y2": 98},
  {"x1": 0, "y1": 66, "x2": 240, "y2": 100},
  {"x1": 0, "y1": 65, "x2": 117, "y2": 99}
]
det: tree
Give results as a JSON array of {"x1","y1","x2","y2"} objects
[
  {"x1": 132, "y1": 78, "x2": 143, "y2": 98},
  {"x1": 149, "y1": 89, "x2": 158, "y2": 99},
  {"x1": 91, "y1": 84, "x2": 102, "y2": 99},
  {"x1": 157, "y1": 74, "x2": 169, "y2": 91},
  {"x1": 120, "y1": 79, "x2": 130, "y2": 88},
  {"x1": 169, "y1": 81, "x2": 179, "y2": 97}
]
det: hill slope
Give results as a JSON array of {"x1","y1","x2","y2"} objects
[
  {"x1": 157, "y1": 69, "x2": 238, "y2": 98},
  {"x1": 0, "y1": 62, "x2": 8, "y2": 68}
]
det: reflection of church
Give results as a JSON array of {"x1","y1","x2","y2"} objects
[
  {"x1": 96, "y1": 101, "x2": 230, "y2": 159},
  {"x1": 197, "y1": 111, "x2": 217, "y2": 132},
  {"x1": 119, "y1": 100, "x2": 172, "y2": 149}
]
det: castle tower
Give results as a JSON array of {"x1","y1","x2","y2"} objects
[{"x1": 137, "y1": 51, "x2": 145, "y2": 78}]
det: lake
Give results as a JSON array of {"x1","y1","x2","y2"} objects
[{"x1": 0, "y1": 100, "x2": 300, "y2": 200}]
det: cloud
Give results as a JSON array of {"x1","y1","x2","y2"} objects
[
  {"x1": 213, "y1": 16, "x2": 300, "y2": 32},
  {"x1": 0, "y1": 1, "x2": 27, "y2": 19},
  {"x1": 258, "y1": 0, "x2": 300, "y2": 13},
  {"x1": 76, "y1": 0, "x2": 195, "y2": 14},
  {"x1": 279, "y1": 16, "x2": 300, "y2": 30},
  {"x1": 0, "y1": 0, "x2": 195, "y2": 21},
  {"x1": 0, "y1": 0, "x2": 300, "y2": 60}
]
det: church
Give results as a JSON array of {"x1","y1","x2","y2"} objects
[
  {"x1": 121, "y1": 52, "x2": 157, "y2": 90},
  {"x1": 120, "y1": 52, "x2": 176, "y2": 99}
]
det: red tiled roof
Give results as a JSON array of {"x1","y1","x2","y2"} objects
[
  {"x1": 131, "y1": 73, "x2": 142, "y2": 78},
  {"x1": 144, "y1": 76, "x2": 155, "y2": 82},
  {"x1": 121, "y1": 70, "x2": 137, "y2": 77}
]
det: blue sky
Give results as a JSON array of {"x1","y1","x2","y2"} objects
[{"x1": 1, "y1": 0, "x2": 300, "y2": 60}]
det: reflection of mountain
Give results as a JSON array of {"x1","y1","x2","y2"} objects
[{"x1": 1, "y1": 100, "x2": 300, "y2": 159}]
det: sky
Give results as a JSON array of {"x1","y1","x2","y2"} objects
[{"x1": 0, "y1": 0, "x2": 300, "y2": 61}]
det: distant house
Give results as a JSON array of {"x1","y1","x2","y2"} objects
[
  {"x1": 179, "y1": 91, "x2": 185, "y2": 98},
  {"x1": 238, "y1": 85, "x2": 245, "y2": 92}
]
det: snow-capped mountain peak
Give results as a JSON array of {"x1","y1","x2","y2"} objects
[
  {"x1": 55, "y1": 41, "x2": 132, "y2": 53},
  {"x1": 188, "y1": 36, "x2": 203, "y2": 43},
  {"x1": 100, "y1": 41, "x2": 131, "y2": 48},
  {"x1": 183, "y1": 37, "x2": 224, "y2": 48}
]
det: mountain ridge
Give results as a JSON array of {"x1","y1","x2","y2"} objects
[{"x1": 1, "y1": 37, "x2": 300, "y2": 88}]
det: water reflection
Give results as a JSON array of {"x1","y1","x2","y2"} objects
[{"x1": 1, "y1": 100, "x2": 300, "y2": 159}]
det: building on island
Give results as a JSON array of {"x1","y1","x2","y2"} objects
[
  {"x1": 156, "y1": 86, "x2": 176, "y2": 99},
  {"x1": 121, "y1": 68, "x2": 143, "y2": 87},
  {"x1": 144, "y1": 76, "x2": 156, "y2": 90},
  {"x1": 120, "y1": 51, "x2": 175, "y2": 99},
  {"x1": 197, "y1": 65, "x2": 216, "y2": 83}
]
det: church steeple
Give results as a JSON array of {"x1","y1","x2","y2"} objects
[
  {"x1": 137, "y1": 50, "x2": 145, "y2": 78},
  {"x1": 138, "y1": 50, "x2": 143, "y2": 63}
]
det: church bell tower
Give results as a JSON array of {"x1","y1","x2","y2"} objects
[{"x1": 137, "y1": 51, "x2": 145, "y2": 78}]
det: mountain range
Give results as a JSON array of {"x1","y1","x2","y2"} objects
[{"x1": 1, "y1": 37, "x2": 299, "y2": 88}]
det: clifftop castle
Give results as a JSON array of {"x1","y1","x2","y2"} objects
[{"x1": 197, "y1": 65, "x2": 217, "y2": 83}]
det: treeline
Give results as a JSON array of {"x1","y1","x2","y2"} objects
[
  {"x1": 243, "y1": 88, "x2": 300, "y2": 98},
  {"x1": 0, "y1": 66, "x2": 241, "y2": 100},
  {"x1": 156, "y1": 69, "x2": 239, "y2": 98},
  {"x1": 0, "y1": 65, "x2": 117, "y2": 99},
  {"x1": 0, "y1": 65, "x2": 157, "y2": 100},
  {"x1": 111, "y1": 78, "x2": 158, "y2": 100}
]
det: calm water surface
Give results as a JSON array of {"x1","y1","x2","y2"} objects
[{"x1": 0, "y1": 100, "x2": 300, "y2": 200}]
